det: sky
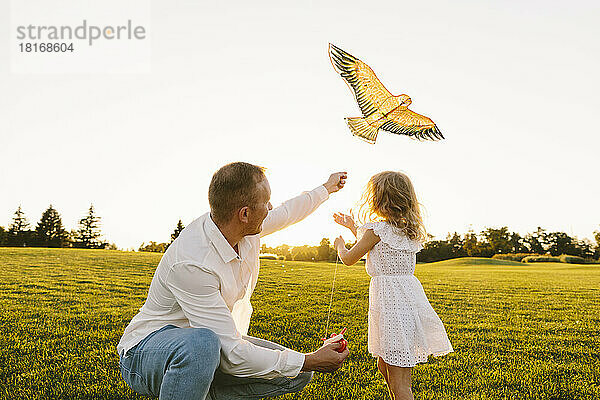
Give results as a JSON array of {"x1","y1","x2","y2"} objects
[{"x1": 1, "y1": 0, "x2": 599, "y2": 250}]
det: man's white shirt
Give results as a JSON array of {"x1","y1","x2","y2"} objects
[{"x1": 117, "y1": 185, "x2": 329, "y2": 379}]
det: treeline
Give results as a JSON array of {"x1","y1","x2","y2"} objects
[
  {"x1": 4, "y1": 205, "x2": 598, "y2": 265},
  {"x1": 260, "y1": 227, "x2": 600, "y2": 264},
  {"x1": 418, "y1": 227, "x2": 600, "y2": 263},
  {"x1": 0, "y1": 205, "x2": 114, "y2": 249},
  {"x1": 138, "y1": 220, "x2": 185, "y2": 253},
  {"x1": 261, "y1": 238, "x2": 352, "y2": 262}
]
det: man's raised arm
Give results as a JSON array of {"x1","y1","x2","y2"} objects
[{"x1": 260, "y1": 172, "x2": 347, "y2": 238}]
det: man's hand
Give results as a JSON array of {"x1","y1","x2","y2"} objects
[
  {"x1": 323, "y1": 172, "x2": 347, "y2": 194},
  {"x1": 302, "y1": 342, "x2": 349, "y2": 373}
]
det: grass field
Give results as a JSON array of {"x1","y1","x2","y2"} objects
[{"x1": 0, "y1": 248, "x2": 599, "y2": 399}]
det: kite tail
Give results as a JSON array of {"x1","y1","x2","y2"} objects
[{"x1": 345, "y1": 117, "x2": 378, "y2": 144}]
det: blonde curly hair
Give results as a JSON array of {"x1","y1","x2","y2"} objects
[{"x1": 354, "y1": 171, "x2": 426, "y2": 243}]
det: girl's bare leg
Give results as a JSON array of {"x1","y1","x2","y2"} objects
[
  {"x1": 377, "y1": 357, "x2": 394, "y2": 400},
  {"x1": 386, "y1": 365, "x2": 413, "y2": 400}
]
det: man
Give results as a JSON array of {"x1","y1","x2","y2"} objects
[{"x1": 117, "y1": 162, "x2": 349, "y2": 399}]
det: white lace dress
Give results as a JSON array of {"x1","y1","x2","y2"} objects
[{"x1": 358, "y1": 221, "x2": 453, "y2": 367}]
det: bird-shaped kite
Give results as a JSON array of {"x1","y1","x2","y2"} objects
[{"x1": 329, "y1": 43, "x2": 444, "y2": 144}]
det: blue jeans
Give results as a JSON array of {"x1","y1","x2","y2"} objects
[{"x1": 119, "y1": 325, "x2": 313, "y2": 400}]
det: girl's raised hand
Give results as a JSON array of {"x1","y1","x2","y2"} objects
[{"x1": 333, "y1": 212, "x2": 356, "y2": 230}]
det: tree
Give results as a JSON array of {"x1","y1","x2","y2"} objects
[
  {"x1": 573, "y1": 238, "x2": 595, "y2": 259},
  {"x1": 139, "y1": 241, "x2": 167, "y2": 252},
  {"x1": 75, "y1": 204, "x2": 103, "y2": 248},
  {"x1": 447, "y1": 232, "x2": 466, "y2": 257},
  {"x1": 35, "y1": 205, "x2": 67, "y2": 247},
  {"x1": 595, "y1": 230, "x2": 600, "y2": 259},
  {"x1": 171, "y1": 219, "x2": 185, "y2": 243},
  {"x1": 291, "y1": 245, "x2": 317, "y2": 261},
  {"x1": 524, "y1": 227, "x2": 546, "y2": 254},
  {"x1": 545, "y1": 231, "x2": 575, "y2": 256},
  {"x1": 317, "y1": 238, "x2": 335, "y2": 261},
  {"x1": 259, "y1": 243, "x2": 293, "y2": 260},
  {"x1": 483, "y1": 227, "x2": 512, "y2": 255},
  {"x1": 418, "y1": 239, "x2": 457, "y2": 262},
  {"x1": 0, "y1": 226, "x2": 6, "y2": 246},
  {"x1": 275, "y1": 244, "x2": 292, "y2": 260},
  {"x1": 7, "y1": 206, "x2": 32, "y2": 246},
  {"x1": 463, "y1": 229, "x2": 479, "y2": 257},
  {"x1": 509, "y1": 232, "x2": 528, "y2": 254}
]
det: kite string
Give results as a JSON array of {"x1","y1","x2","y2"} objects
[{"x1": 324, "y1": 254, "x2": 339, "y2": 338}]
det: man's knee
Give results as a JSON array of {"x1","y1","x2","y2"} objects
[
  {"x1": 190, "y1": 328, "x2": 220, "y2": 359},
  {"x1": 147, "y1": 328, "x2": 220, "y2": 399},
  {"x1": 288, "y1": 371, "x2": 313, "y2": 393},
  {"x1": 178, "y1": 328, "x2": 221, "y2": 371},
  {"x1": 192, "y1": 328, "x2": 220, "y2": 352}
]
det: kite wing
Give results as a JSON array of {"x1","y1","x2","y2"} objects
[
  {"x1": 381, "y1": 108, "x2": 445, "y2": 141},
  {"x1": 329, "y1": 44, "x2": 394, "y2": 118}
]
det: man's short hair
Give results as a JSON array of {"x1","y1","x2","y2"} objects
[{"x1": 208, "y1": 162, "x2": 267, "y2": 224}]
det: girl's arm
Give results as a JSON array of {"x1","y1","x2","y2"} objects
[{"x1": 334, "y1": 229, "x2": 380, "y2": 266}]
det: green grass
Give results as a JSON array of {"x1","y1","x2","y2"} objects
[{"x1": 0, "y1": 248, "x2": 599, "y2": 399}]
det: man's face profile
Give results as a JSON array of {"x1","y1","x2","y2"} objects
[{"x1": 247, "y1": 178, "x2": 272, "y2": 235}]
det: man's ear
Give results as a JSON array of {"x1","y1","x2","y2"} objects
[{"x1": 238, "y1": 206, "x2": 250, "y2": 224}]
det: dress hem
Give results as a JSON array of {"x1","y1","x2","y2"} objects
[{"x1": 369, "y1": 348, "x2": 453, "y2": 367}]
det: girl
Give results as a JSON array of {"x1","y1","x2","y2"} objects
[{"x1": 333, "y1": 171, "x2": 453, "y2": 400}]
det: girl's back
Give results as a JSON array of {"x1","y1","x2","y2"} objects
[{"x1": 359, "y1": 221, "x2": 423, "y2": 277}]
